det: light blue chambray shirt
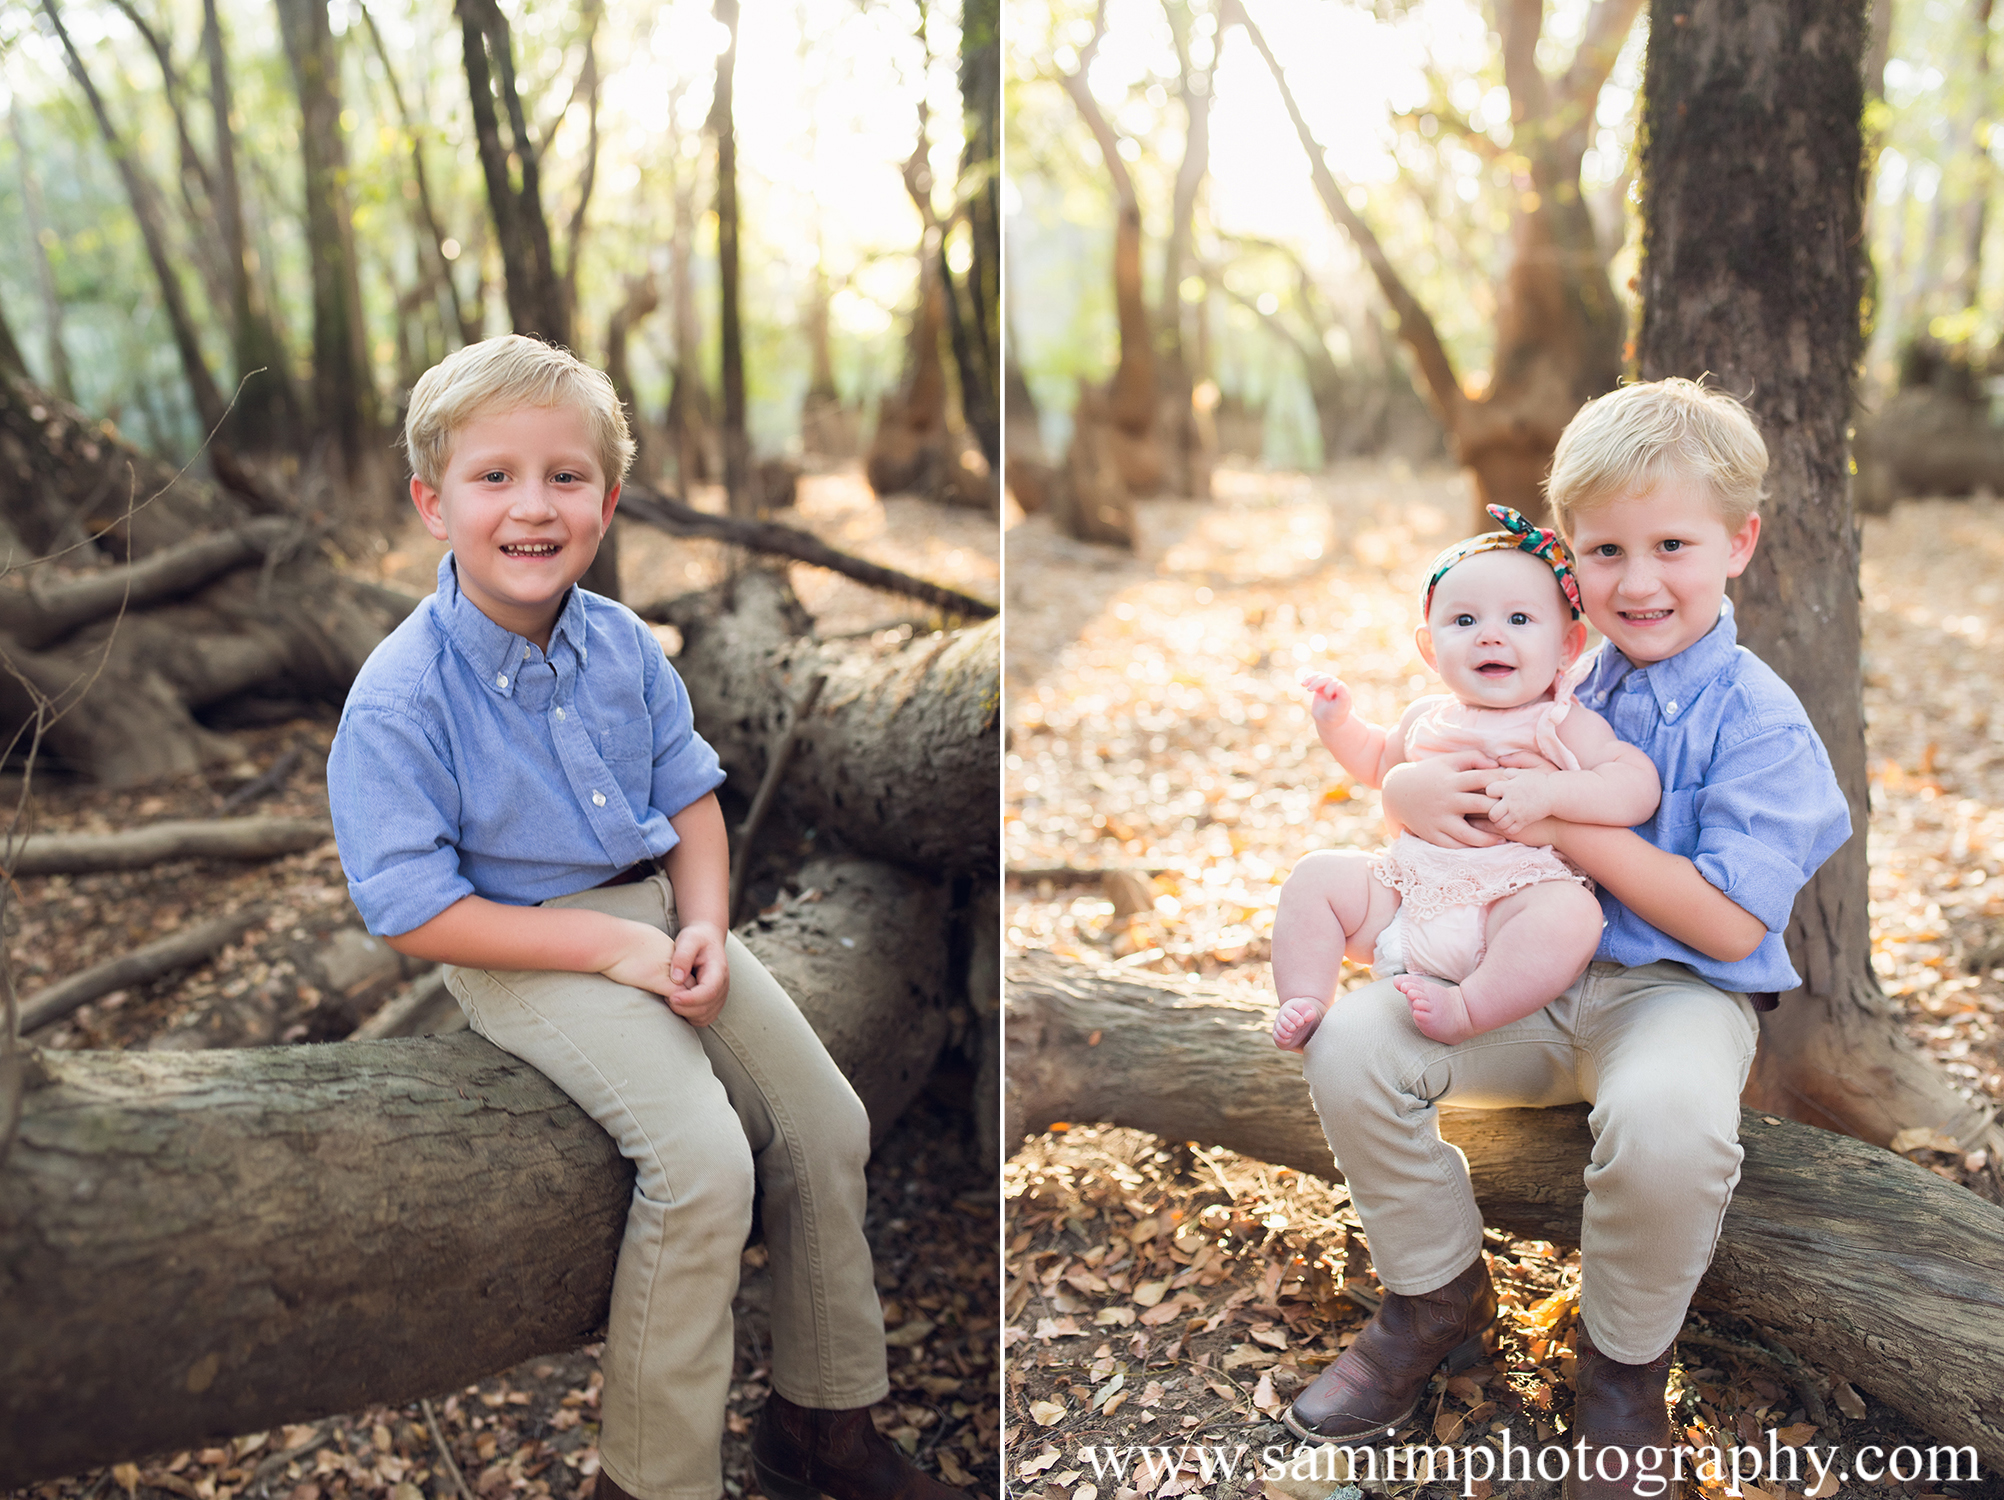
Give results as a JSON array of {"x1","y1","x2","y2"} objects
[
  {"x1": 327, "y1": 553, "x2": 726, "y2": 937},
  {"x1": 1569, "y1": 597, "x2": 1851, "y2": 993}
]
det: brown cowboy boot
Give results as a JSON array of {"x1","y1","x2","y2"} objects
[
  {"x1": 592, "y1": 1470, "x2": 640, "y2": 1500},
  {"x1": 1563, "y1": 1327, "x2": 1680, "y2": 1500},
  {"x1": 1284, "y1": 1255, "x2": 1496, "y2": 1442},
  {"x1": 751, "y1": 1392, "x2": 970, "y2": 1500}
]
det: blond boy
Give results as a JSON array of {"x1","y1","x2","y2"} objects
[
  {"x1": 327, "y1": 336, "x2": 963, "y2": 1500},
  {"x1": 1284, "y1": 380, "x2": 1850, "y2": 1500}
]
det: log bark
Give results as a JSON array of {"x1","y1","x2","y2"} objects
[
  {"x1": 0, "y1": 859, "x2": 954, "y2": 1486},
  {"x1": 1005, "y1": 952, "x2": 2004, "y2": 1467},
  {"x1": 663, "y1": 569, "x2": 1000, "y2": 873},
  {"x1": 7, "y1": 817, "x2": 331, "y2": 876}
]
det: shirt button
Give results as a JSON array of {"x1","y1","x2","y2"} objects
[
  {"x1": 1666, "y1": 700, "x2": 1679, "y2": 714},
  {"x1": 592, "y1": 791, "x2": 606, "y2": 807},
  {"x1": 496, "y1": 674, "x2": 508, "y2": 689},
  {"x1": 555, "y1": 707, "x2": 565, "y2": 721}
]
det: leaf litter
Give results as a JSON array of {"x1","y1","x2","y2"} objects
[
  {"x1": 4, "y1": 466, "x2": 998, "y2": 1500},
  {"x1": 1005, "y1": 471, "x2": 2002, "y2": 1499}
]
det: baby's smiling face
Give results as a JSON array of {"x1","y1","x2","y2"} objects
[{"x1": 1415, "y1": 548, "x2": 1587, "y2": 710}]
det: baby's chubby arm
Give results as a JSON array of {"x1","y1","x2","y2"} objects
[
  {"x1": 383, "y1": 793, "x2": 735, "y2": 1027},
  {"x1": 1301, "y1": 674, "x2": 1422, "y2": 789},
  {"x1": 1484, "y1": 706, "x2": 1660, "y2": 837}
]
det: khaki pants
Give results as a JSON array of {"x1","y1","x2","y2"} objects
[
  {"x1": 1300, "y1": 960, "x2": 1759, "y2": 1362},
  {"x1": 444, "y1": 875, "x2": 888, "y2": 1500}
]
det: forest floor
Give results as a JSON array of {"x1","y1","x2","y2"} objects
[
  {"x1": 4, "y1": 461, "x2": 1000, "y2": 1500},
  {"x1": 1002, "y1": 465, "x2": 2004, "y2": 1500}
]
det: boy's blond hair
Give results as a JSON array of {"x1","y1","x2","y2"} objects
[
  {"x1": 1544, "y1": 377, "x2": 1767, "y2": 538},
  {"x1": 403, "y1": 334, "x2": 635, "y2": 488}
]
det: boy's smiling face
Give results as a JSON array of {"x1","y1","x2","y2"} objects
[
  {"x1": 411, "y1": 403, "x2": 620, "y2": 649},
  {"x1": 1568, "y1": 479, "x2": 1760, "y2": 665}
]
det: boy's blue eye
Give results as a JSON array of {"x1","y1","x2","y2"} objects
[
  {"x1": 482, "y1": 470, "x2": 507, "y2": 483},
  {"x1": 1661, "y1": 538, "x2": 1684, "y2": 552},
  {"x1": 1593, "y1": 543, "x2": 1620, "y2": 557}
]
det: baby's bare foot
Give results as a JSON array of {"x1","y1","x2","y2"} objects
[
  {"x1": 1273, "y1": 997, "x2": 1327, "y2": 1052},
  {"x1": 1395, "y1": 975, "x2": 1476, "y2": 1045}
]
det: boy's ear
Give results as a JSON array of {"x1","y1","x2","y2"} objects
[
  {"x1": 600, "y1": 481, "x2": 622, "y2": 531},
  {"x1": 410, "y1": 476, "x2": 450, "y2": 543},
  {"x1": 1724, "y1": 512, "x2": 1761, "y2": 577},
  {"x1": 1414, "y1": 625, "x2": 1438, "y2": 672}
]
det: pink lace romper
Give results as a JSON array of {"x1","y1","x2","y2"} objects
[{"x1": 1370, "y1": 693, "x2": 1592, "y2": 982}]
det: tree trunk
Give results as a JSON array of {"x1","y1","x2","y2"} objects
[
  {"x1": 949, "y1": 0, "x2": 1001, "y2": 472},
  {"x1": 1050, "y1": 13, "x2": 1168, "y2": 545},
  {"x1": 711, "y1": 0, "x2": 752, "y2": 517},
  {"x1": 41, "y1": 0, "x2": 230, "y2": 445},
  {"x1": 1154, "y1": 0, "x2": 1217, "y2": 504},
  {"x1": 1637, "y1": 0, "x2": 1996, "y2": 1154},
  {"x1": 0, "y1": 861, "x2": 956, "y2": 1487},
  {"x1": 1003, "y1": 345, "x2": 1053, "y2": 514},
  {"x1": 667, "y1": 150, "x2": 717, "y2": 489},
  {"x1": 1240, "y1": 0, "x2": 1635, "y2": 523},
  {"x1": 277, "y1": 0, "x2": 378, "y2": 489},
  {"x1": 458, "y1": 0, "x2": 570, "y2": 347},
  {"x1": 662, "y1": 568, "x2": 1000, "y2": 874},
  {"x1": 1005, "y1": 952, "x2": 2004, "y2": 1467},
  {"x1": 202, "y1": 0, "x2": 301, "y2": 451},
  {"x1": 7, "y1": 110, "x2": 76, "y2": 405},
  {"x1": 358, "y1": 0, "x2": 480, "y2": 351}
]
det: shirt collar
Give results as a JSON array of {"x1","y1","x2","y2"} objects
[
  {"x1": 434, "y1": 552, "x2": 590, "y2": 697},
  {"x1": 1577, "y1": 597, "x2": 1740, "y2": 723}
]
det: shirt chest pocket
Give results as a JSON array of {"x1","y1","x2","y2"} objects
[{"x1": 592, "y1": 716, "x2": 654, "y2": 766}]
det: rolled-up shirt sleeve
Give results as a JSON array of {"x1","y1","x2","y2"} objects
[
  {"x1": 643, "y1": 630, "x2": 727, "y2": 823},
  {"x1": 328, "y1": 702, "x2": 477, "y2": 937},
  {"x1": 1691, "y1": 722, "x2": 1853, "y2": 932}
]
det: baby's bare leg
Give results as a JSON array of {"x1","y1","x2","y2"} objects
[
  {"x1": 1273, "y1": 851, "x2": 1400, "y2": 1049},
  {"x1": 1398, "y1": 880, "x2": 1603, "y2": 1045}
]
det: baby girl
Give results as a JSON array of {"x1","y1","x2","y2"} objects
[{"x1": 1272, "y1": 506, "x2": 1659, "y2": 1048}]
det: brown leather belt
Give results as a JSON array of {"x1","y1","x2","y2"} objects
[{"x1": 597, "y1": 859, "x2": 660, "y2": 889}]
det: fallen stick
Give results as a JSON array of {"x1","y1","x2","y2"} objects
[
  {"x1": 728, "y1": 673, "x2": 826, "y2": 924},
  {"x1": 1005, "y1": 949, "x2": 2004, "y2": 1467},
  {"x1": 349, "y1": 970, "x2": 464, "y2": 1041},
  {"x1": 6, "y1": 817, "x2": 331, "y2": 876},
  {"x1": 20, "y1": 909, "x2": 266, "y2": 1034},
  {"x1": 214, "y1": 744, "x2": 306, "y2": 817},
  {"x1": 619, "y1": 484, "x2": 997, "y2": 620}
]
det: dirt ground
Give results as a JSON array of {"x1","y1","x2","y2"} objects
[
  {"x1": 2, "y1": 461, "x2": 1000, "y2": 1500},
  {"x1": 1002, "y1": 467, "x2": 2004, "y2": 1500}
]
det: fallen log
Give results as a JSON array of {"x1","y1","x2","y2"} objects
[
  {"x1": 665, "y1": 568, "x2": 1000, "y2": 873},
  {"x1": 1005, "y1": 951, "x2": 2004, "y2": 1467},
  {"x1": 620, "y1": 484, "x2": 996, "y2": 619},
  {"x1": 0, "y1": 858, "x2": 954, "y2": 1485},
  {"x1": 21, "y1": 908, "x2": 266, "y2": 1034},
  {"x1": 7, "y1": 816, "x2": 332, "y2": 875}
]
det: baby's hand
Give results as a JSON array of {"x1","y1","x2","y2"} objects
[
  {"x1": 1484, "y1": 768, "x2": 1557, "y2": 836},
  {"x1": 1301, "y1": 673, "x2": 1354, "y2": 731},
  {"x1": 1273, "y1": 996, "x2": 1328, "y2": 1052},
  {"x1": 666, "y1": 921, "x2": 730, "y2": 1027}
]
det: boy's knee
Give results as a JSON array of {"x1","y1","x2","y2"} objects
[
  {"x1": 660, "y1": 1118, "x2": 757, "y2": 1225},
  {"x1": 1302, "y1": 980, "x2": 1415, "y2": 1078}
]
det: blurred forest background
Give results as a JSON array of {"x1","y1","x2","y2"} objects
[
  {"x1": 1003, "y1": 0, "x2": 2004, "y2": 536},
  {"x1": 0, "y1": 0, "x2": 998, "y2": 522}
]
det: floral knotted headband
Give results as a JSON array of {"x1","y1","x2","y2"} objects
[{"x1": 1422, "y1": 504, "x2": 1582, "y2": 620}]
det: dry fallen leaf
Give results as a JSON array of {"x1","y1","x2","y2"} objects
[
  {"x1": 1029, "y1": 1398, "x2": 1068, "y2": 1426},
  {"x1": 1833, "y1": 1379, "x2": 1867, "y2": 1419},
  {"x1": 1251, "y1": 1370, "x2": 1283, "y2": 1417},
  {"x1": 1017, "y1": 1447, "x2": 1063, "y2": 1478}
]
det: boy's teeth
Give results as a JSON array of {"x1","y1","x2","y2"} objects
[{"x1": 504, "y1": 543, "x2": 559, "y2": 556}]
